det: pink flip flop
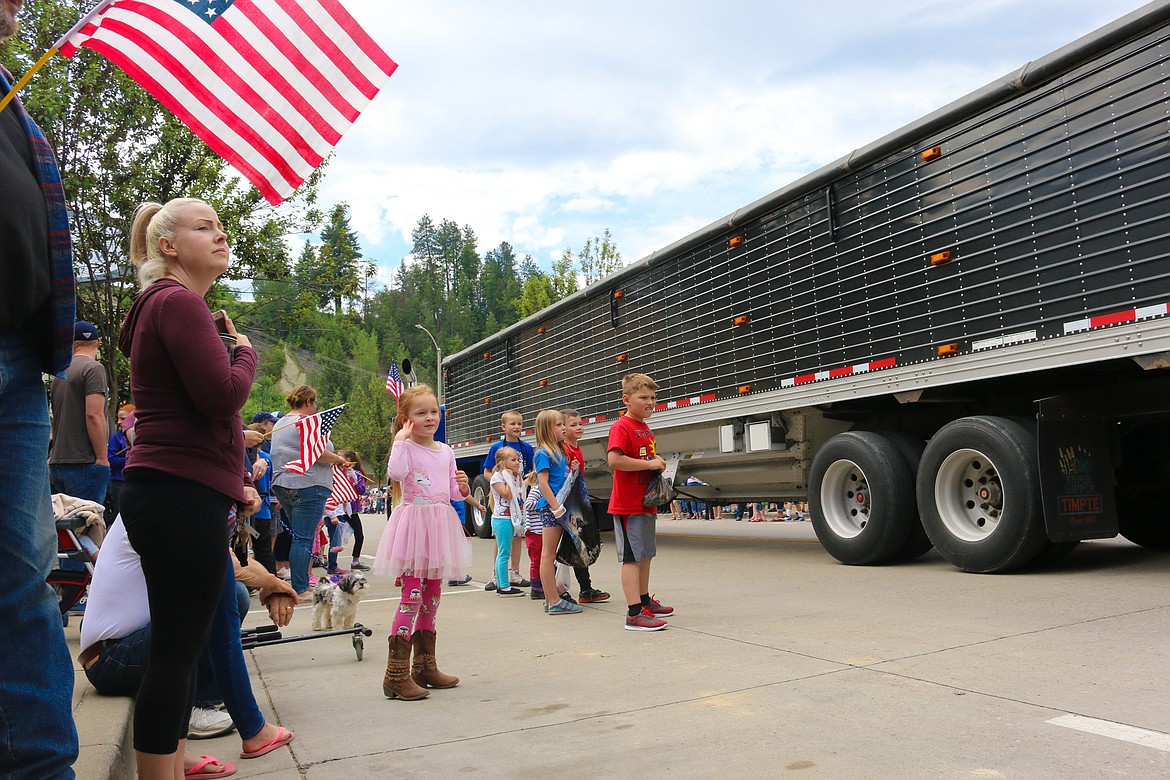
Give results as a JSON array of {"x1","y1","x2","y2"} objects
[
  {"x1": 185, "y1": 755, "x2": 236, "y2": 779},
  {"x1": 239, "y1": 726, "x2": 295, "y2": 759}
]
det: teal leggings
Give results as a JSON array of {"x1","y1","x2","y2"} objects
[{"x1": 491, "y1": 516, "x2": 514, "y2": 587}]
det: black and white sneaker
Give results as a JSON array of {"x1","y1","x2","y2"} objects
[{"x1": 497, "y1": 587, "x2": 526, "y2": 597}]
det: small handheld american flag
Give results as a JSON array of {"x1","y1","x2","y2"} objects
[
  {"x1": 283, "y1": 403, "x2": 345, "y2": 475},
  {"x1": 385, "y1": 359, "x2": 404, "y2": 400},
  {"x1": 325, "y1": 463, "x2": 359, "y2": 512}
]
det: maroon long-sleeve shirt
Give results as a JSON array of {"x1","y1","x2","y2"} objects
[{"x1": 118, "y1": 278, "x2": 257, "y2": 503}]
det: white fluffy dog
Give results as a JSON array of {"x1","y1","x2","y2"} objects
[{"x1": 311, "y1": 571, "x2": 368, "y2": 630}]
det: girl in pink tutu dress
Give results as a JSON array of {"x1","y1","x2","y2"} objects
[{"x1": 374, "y1": 384, "x2": 471, "y2": 700}]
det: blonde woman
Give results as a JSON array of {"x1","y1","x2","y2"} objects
[{"x1": 117, "y1": 198, "x2": 262, "y2": 779}]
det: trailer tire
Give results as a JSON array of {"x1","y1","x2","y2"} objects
[
  {"x1": 810, "y1": 432, "x2": 916, "y2": 565},
  {"x1": 917, "y1": 416, "x2": 1047, "y2": 573},
  {"x1": 880, "y1": 432, "x2": 934, "y2": 562},
  {"x1": 470, "y1": 475, "x2": 493, "y2": 539}
]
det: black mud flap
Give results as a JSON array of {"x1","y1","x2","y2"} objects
[{"x1": 1037, "y1": 417, "x2": 1118, "y2": 542}]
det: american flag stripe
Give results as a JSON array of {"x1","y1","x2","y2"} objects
[
  {"x1": 80, "y1": 22, "x2": 305, "y2": 187},
  {"x1": 235, "y1": 1, "x2": 373, "y2": 112},
  {"x1": 325, "y1": 464, "x2": 359, "y2": 511},
  {"x1": 243, "y1": 0, "x2": 384, "y2": 102},
  {"x1": 96, "y1": 4, "x2": 336, "y2": 156},
  {"x1": 60, "y1": 0, "x2": 397, "y2": 205}
]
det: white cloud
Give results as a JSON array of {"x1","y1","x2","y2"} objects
[{"x1": 320, "y1": 0, "x2": 1139, "y2": 279}]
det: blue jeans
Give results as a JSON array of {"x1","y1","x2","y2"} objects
[
  {"x1": 326, "y1": 519, "x2": 344, "y2": 571},
  {"x1": 491, "y1": 517, "x2": 513, "y2": 589},
  {"x1": 0, "y1": 332, "x2": 78, "y2": 778},
  {"x1": 272, "y1": 484, "x2": 330, "y2": 594},
  {"x1": 83, "y1": 625, "x2": 153, "y2": 697},
  {"x1": 197, "y1": 562, "x2": 263, "y2": 740},
  {"x1": 49, "y1": 462, "x2": 110, "y2": 505},
  {"x1": 87, "y1": 625, "x2": 226, "y2": 708}
]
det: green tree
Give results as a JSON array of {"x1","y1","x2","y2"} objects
[
  {"x1": 481, "y1": 242, "x2": 523, "y2": 329},
  {"x1": 579, "y1": 228, "x2": 624, "y2": 285},
  {"x1": 315, "y1": 203, "x2": 363, "y2": 315},
  {"x1": 516, "y1": 273, "x2": 556, "y2": 319},
  {"x1": 551, "y1": 248, "x2": 579, "y2": 299}
]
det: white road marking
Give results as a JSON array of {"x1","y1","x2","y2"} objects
[{"x1": 1047, "y1": 714, "x2": 1170, "y2": 752}]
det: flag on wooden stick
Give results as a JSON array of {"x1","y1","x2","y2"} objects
[
  {"x1": 325, "y1": 463, "x2": 358, "y2": 512},
  {"x1": 384, "y1": 358, "x2": 404, "y2": 399},
  {"x1": 57, "y1": 0, "x2": 397, "y2": 204},
  {"x1": 282, "y1": 403, "x2": 346, "y2": 475}
]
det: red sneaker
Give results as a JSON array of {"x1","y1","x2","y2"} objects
[
  {"x1": 625, "y1": 608, "x2": 667, "y2": 632},
  {"x1": 645, "y1": 595, "x2": 673, "y2": 617}
]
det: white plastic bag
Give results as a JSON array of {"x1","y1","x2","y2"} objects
[{"x1": 554, "y1": 561, "x2": 573, "y2": 594}]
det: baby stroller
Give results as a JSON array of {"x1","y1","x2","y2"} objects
[{"x1": 47, "y1": 496, "x2": 101, "y2": 623}]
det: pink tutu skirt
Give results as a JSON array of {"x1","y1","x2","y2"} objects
[{"x1": 373, "y1": 503, "x2": 470, "y2": 581}]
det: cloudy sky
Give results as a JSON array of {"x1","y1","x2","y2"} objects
[{"x1": 309, "y1": 0, "x2": 1144, "y2": 291}]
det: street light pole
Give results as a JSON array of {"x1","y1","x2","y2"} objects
[{"x1": 415, "y1": 324, "x2": 442, "y2": 401}]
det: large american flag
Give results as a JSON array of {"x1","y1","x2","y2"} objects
[
  {"x1": 282, "y1": 403, "x2": 345, "y2": 475},
  {"x1": 324, "y1": 463, "x2": 358, "y2": 512},
  {"x1": 57, "y1": 0, "x2": 397, "y2": 204},
  {"x1": 384, "y1": 358, "x2": 404, "y2": 399}
]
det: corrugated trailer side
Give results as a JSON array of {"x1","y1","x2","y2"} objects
[{"x1": 448, "y1": 1, "x2": 1170, "y2": 449}]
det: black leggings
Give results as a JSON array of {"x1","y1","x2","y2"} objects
[
  {"x1": 120, "y1": 470, "x2": 232, "y2": 754},
  {"x1": 345, "y1": 512, "x2": 365, "y2": 558}
]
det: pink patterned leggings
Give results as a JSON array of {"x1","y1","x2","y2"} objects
[{"x1": 392, "y1": 576, "x2": 442, "y2": 638}]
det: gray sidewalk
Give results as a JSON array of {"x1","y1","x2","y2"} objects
[{"x1": 68, "y1": 515, "x2": 815, "y2": 779}]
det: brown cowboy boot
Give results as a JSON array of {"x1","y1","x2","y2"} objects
[
  {"x1": 410, "y1": 629, "x2": 460, "y2": 689},
  {"x1": 382, "y1": 634, "x2": 429, "y2": 700}
]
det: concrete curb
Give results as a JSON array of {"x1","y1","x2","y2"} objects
[{"x1": 66, "y1": 617, "x2": 135, "y2": 780}]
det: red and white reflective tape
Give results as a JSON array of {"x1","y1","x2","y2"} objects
[
  {"x1": 1064, "y1": 301, "x2": 1170, "y2": 334},
  {"x1": 656, "y1": 393, "x2": 718, "y2": 412},
  {"x1": 582, "y1": 415, "x2": 608, "y2": 425},
  {"x1": 780, "y1": 357, "x2": 897, "y2": 388}
]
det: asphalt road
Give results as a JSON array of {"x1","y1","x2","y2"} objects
[{"x1": 91, "y1": 516, "x2": 1170, "y2": 779}]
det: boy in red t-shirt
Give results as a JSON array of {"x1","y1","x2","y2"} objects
[
  {"x1": 559, "y1": 408, "x2": 610, "y2": 604},
  {"x1": 607, "y1": 373, "x2": 672, "y2": 631}
]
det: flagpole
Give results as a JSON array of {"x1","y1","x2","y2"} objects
[
  {"x1": 0, "y1": 0, "x2": 114, "y2": 114},
  {"x1": 0, "y1": 45, "x2": 55, "y2": 114}
]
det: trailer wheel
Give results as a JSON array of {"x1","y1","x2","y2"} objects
[
  {"x1": 810, "y1": 432, "x2": 916, "y2": 565},
  {"x1": 880, "y1": 432, "x2": 934, "y2": 562},
  {"x1": 470, "y1": 475, "x2": 493, "y2": 539},
  {"x1": 917, "y1": 416, "x2": 1047, "y2": 573}
]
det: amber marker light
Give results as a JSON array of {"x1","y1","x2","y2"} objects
[
  {"x1": 738, "y1": 384, "x2": 752, "y2": 394},
  {"x1": 734, "y1": 314, "x2": 750, "y2": 327},
  {"x1": 612, "y1": 289, "x2": 625, "y2": 299},
  {"x1": 616, "y1": 354, "x2": 628, "y2": 362},
  {"x1": 729, "y1": 235, "x2": 745, "y2": 247},
  {"x1": 482, "y1": 351, "x2": 491, "y2": 359},
  {"x1": 921, "y1": 145, "x2": 942, "y2": 162},
  {"x1": 484, "y1": 396, "x2": 492, "y2": 403},
  {"x1": 930, "y1": 250, "x2": 953, "y2": 266},
  {"x1": 539, "y1": 379, "x2": 549, "y2": 387},
  {"x1": 537, "y1": 326, "x2": 546, "y2": 334},
  {"x1": 937, "y1": 343, "x2": 958, "y2": 356}
]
